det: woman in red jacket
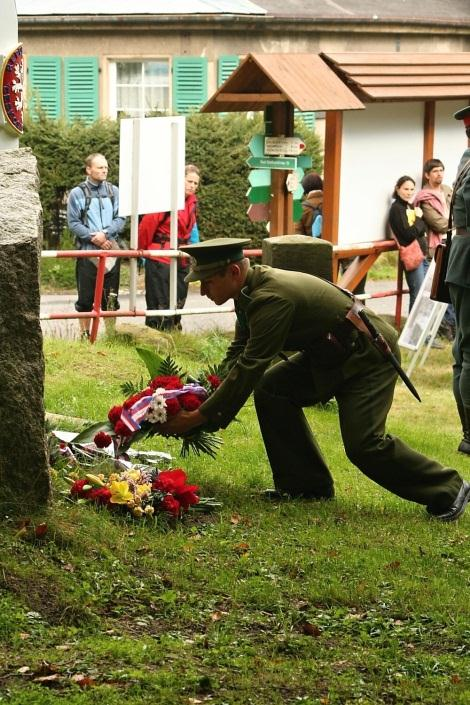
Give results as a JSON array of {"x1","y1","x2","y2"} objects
[{"x1": 138, "y1": 165, "x2": 200, "y2": 330}]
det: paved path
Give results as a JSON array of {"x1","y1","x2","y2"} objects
[{"x1": 40, "y1": 280, "x2": 407, "y2": 340}]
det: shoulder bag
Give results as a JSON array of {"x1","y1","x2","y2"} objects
[
  {"x1": 430, "y1": 157, "x2": 470, "y2": 303},
  {"x1": 396, "y1": 237, "x2": 425, "y2": 272}
]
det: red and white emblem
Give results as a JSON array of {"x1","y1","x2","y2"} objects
[{"x1": 1, "y1": 44, "x2": 24, "y2": 135}]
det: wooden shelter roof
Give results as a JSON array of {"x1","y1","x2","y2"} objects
[
  {"x1": 201, "y1": 53, "x2": 364, "y2": 113},
  {"x1": 321, "y1": 52, "x2": 470, "y2": 102}
]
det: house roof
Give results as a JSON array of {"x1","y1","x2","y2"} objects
[
  {"x1": 322, "y1": 52, "x2": 470, "y2": 102},
  {"x1": 15, "y1": 0, "x2": 266, "y2": 15},
  {"x1": 260, "y1": 0, "x2": 470, "y2": 24},
  {"x1": 202, "y1": 53, "x2": 364, "y2": 113},
  {"x1": 15, "y1": 0, "x2": 470, "y2": 23}
]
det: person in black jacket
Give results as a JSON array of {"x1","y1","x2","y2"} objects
[{"x1": 388, "y1": 175, "x2": 427, "y2": 312}]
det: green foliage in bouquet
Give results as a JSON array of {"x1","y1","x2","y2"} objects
[{"x1": 73, "y1": 348, "x2": 222, "y2": 459}]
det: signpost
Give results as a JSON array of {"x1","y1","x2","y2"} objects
[{"x1": 247, "y1": 124, "x2": 314, "y2": 234}]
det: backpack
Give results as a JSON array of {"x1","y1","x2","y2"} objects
[{"x1": 78, "y1": 180, "x2": 115, "y2": 226}]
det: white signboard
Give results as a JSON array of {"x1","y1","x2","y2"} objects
[
  {"x1": 118, "y1": 115, "x2": 185, "y2": 217},
  {"x1": 264, "y1": 136, "x2": 305, "y2": 156},
  {"x1": 398, "y1": 260, "x2": 448, "y2": 377}
]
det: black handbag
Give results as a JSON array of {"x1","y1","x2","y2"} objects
[
  {"x1": 430, "y1": 157, "x2": 470, "y2": 304},
  {"x1": 430, "y1": 234, "x2": 452, "y2": 304}
]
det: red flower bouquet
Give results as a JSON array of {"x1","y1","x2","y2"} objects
[
  {"x1": 73, "y1": 350, "x2": 222, "y2": 459},
  {"x1": 68, "y1": 466, "x2": 217, "y2": 519}
]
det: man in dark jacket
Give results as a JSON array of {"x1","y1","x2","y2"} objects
[
  {"x1": 160, "y1": 238, "x2": 469, "y2": 522},
  {"x1": 446, "y1": 106, "x2": 470, "y2": 455}
]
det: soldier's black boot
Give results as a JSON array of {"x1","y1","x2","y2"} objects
[{"x1": 457, "y1": 405, "x2": 470, "y2": 455}]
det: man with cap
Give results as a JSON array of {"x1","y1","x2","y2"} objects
[
  {"x1": 161, "y1": 237, "x2": 469, "y2": 521},
  {"x1": 445, "y1": 106, "x2": 470, "y2": 455}
]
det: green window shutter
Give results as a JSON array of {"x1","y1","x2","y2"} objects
[
  {"x1": 27, "y1": 56, "x2": 61, "y2": 119},
  {"x1": 217, "y1": 55, "x2": 240, "y2": 87},
  {"x1": 172, "y1": 56, "x2": 208, "y2": 114},
  {"x1": 294, "y1": 110, "x2": 316, "y2": 129},
  {"x1": 64, "y1": 57, "x2": 99, "y2": 122}
]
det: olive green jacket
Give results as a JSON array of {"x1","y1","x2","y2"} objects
[
  {"x1": 446, "y1": 149, "x2": 470, "y2": 288},
  {"x1": 200, "y1": 265, "x2": 398, "y2": 430}
]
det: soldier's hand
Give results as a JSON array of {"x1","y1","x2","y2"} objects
[{"x1": 159, "y1": 409, "x2": 206, "y2": 435}]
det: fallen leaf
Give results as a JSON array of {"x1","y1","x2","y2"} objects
[
  {"x1": 97, "y1": 351, "x2": 108, "y2": 357},
  {"x1": 233, "y1": 542, "x2": 249, "y2": 555},
  {"x1": 71, "y1": 674, "x2": 95, "y2": 688},
  {"x1": 385, "y1": 561, "x2": 401, "y2": 570},
  {"x1": 33, "y1": 674, "x2": 62, "y2": 686},
  {"x1": 17, "y1": 666, "x2": 30, "y2": 674},
  {"x1": 35, "y1": 523, "x2": 48, "y2": 538},
  {"x1": 230, "y1": 513, "x2": 242, "y2": 524},
  {"x1": 62, "y1": 563, "x2": 74, "y2": 573},
  {"x1": 300, "y1": 621, "x2": 321, "y2": 637},
  {"x1": 19, "y1": 633, "x2": 30, "y2": 640},
  {"x1": 451, "y1": 674, "x2": 462, "y2": 684}
]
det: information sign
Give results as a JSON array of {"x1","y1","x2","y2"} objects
[
  {"x1": 264, "y1": 136, "x2": 305, "y2": 156},
  {"x1": 247, "y1": 155, "x2": 297, "y2": 170}
]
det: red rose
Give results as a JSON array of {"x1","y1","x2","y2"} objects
[
  {"x1": 150, "y1": 375, "x2": 183, "y2": 391},
  {"x1": 108, "y1": 405, "x2": 122, "y2": 424},
  {"x1": 94, "y1": 431, "x2": 112, "y2": 448},
  {"x1": 114, "y1": 420, "x2": 133, "y2": 437},
  {"x1": 207, "y1": 374, "x2": 221, "y2": 389},
  {"x1": 179, "y1": 393, "x2": 201, "y2": 411},
  {"x1": 159, "y1": 494, "x2": 181, "y2": 516},
  {"x1": 70, "y1": 479, "x2": 91, "y2": 498},
  {"x1": 123, "y1": 391, "x2": 147, "y2": 410},
  {"x1": 88, "y1": 487, "x2": 112, "y2": 505},
  {"x1": 152, "y1": 468, "x2": 187, "y2": 494},
  {"x1": 165, "y1": 397, "x2": 181, "y2": 417},
  {"x1": 176, "y1": 487, "x2": 200, "y2": 510}
]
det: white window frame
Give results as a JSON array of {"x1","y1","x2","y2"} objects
[{"x1": 108, "y1": 58, "x2": 170, "y2": 119}]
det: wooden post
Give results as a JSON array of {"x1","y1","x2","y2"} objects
[
  {"x1": 323, "y1": 110, "x2": 342, "y2": 249},
  {"x1": 269, "y1": 101, "x2": 295, "y2": 236},
  {"x1": 423, "y1": 101, "x2": 435, "y2": 174}
]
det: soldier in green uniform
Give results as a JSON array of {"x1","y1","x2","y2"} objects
[
  {"x1": 447, "y1": 106, "x2": 470, "y2": 456},
  {"x1": 162, "y1": 238, "x2": 469, "y2": 521}
]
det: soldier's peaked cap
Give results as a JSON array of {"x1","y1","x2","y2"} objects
[
  {"x1": 181, "y1": 238, "x2": 251, "y2": 283},
  {"x1": 454, "y1": 105, "x2": 470, "y2": 126}
]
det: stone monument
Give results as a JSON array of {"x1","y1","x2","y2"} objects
[{"x1": 0, "y1": 1, "x2": 50, "y2": 512}]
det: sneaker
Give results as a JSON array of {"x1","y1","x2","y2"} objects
[{"x1": 427, "y1": 480, "x2": 470, "y2": 522}]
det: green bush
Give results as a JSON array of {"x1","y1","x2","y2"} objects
[{"x1": 21, "y1": 111, "x2": 323, "y2": 250}]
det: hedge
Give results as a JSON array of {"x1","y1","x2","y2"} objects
[{"x1": 20, "y1": 111, "x2": 323, "y2": 249}]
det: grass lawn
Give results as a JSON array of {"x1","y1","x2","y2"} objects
[{"x1": 0, "y1": 329, "x2": 468, "y2": 705}]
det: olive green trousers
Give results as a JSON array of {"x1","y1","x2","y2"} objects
[{"x1": 254, "y1": 350, "x2": 462, "y2": 513}]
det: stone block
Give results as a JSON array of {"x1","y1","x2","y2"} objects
[
  {"x1": 262, "y1": 234, "x2": 333, "y2": 280},
  {"x1": 0, "y1": 148, "x2": 50, "y2": 513}
]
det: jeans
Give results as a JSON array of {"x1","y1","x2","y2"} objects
[{"x1": 404, "y1": 262, "x2": 425, "y2": 312}]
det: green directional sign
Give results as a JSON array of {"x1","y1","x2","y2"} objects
[
  {"x1": 248, "y1": 168, "x2": 271, "y2": 188},
  {"x1": 247, "y1": 155, "x2": 297, "y2": 170},
  {"x1": 248, "y1": 133, "x2": 265, "y2": 158},
  {"x1": 247, "y1": 185, "x2": 271, "y2": 204},
  {"x1": 293, "y1": 199, "x2": 304, "y2": 221},
  {"x1": 298, "y1": 154, "x2": 313, "y2": 169}
]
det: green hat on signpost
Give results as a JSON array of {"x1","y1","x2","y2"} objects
[{"x1": 180, "y1": 238, "x2": 251, "y2": 283}]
